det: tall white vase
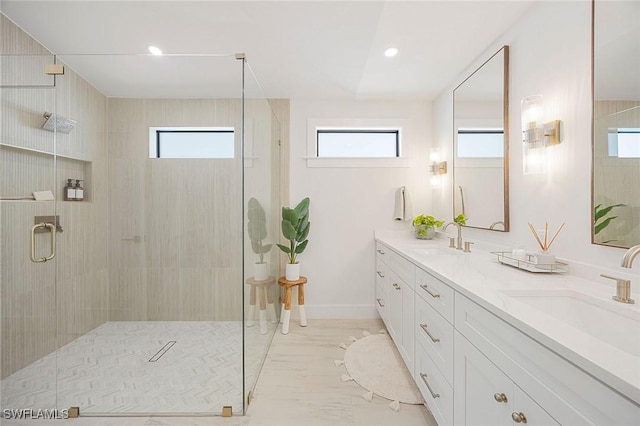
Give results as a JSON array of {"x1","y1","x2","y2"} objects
[{"x1": 285, "y1": 263, "x2": 300, "y2": 281}]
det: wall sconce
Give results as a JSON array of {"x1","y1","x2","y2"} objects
[
  {"x1": 429, "y1": 149, "x2": 447, "y2": 188},
  {"x1": 521, "y1": 95, "x2": 561, "y2": 174}
]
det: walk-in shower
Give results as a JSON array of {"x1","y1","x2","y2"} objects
[{"x1": 1, "y1": 12, "x2": 282, "y2": 417}]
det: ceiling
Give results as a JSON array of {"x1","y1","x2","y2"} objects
[{"x1": 1, "y1": 1, "x2": 536, "y2": 100}]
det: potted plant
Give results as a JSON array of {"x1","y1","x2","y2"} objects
[
  {"x1": 248, "y1": 197, "x2": 272, "y2": 281},
  {"x1": 277, "y1": 197, "x2": 310, "y2": 280},
  {"x1": 412, "y1": 214, "x2": 444, "y2": 240}
]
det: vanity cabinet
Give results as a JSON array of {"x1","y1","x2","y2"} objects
[
  {"x1": 454, "y1": 331, "x2": 560, "y2": 426},
  {"x1": 454, "y1": 293, "x2": 638, "y2": 426},
  {"x1": 375, "y1": 242, "x2": 415, "y2": 373},
  {"x1": 374, "y1": 238, "x2": 640, "y2": 426}
]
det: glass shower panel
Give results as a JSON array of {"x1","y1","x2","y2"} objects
[
  {"x1": 51, "y1": 53, "x2": 244, "y2": 415},
  {"x1": 242, "y1": 60, "x2": 282, "y2": 409},
  {"x1": 1, "y1": 53, "x2": 59, "y2": 414}
]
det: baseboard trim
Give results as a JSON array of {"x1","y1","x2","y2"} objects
[{"x1": 286, "y1": 304, "x2": 378, "y2": 319}]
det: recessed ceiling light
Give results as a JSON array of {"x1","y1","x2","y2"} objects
[
  {"x1": 148, "y1": 45, "x2": 163, "y2": 56},
  {"x1": 384, "y1": 47, "x2": 398, "y2": 58}
]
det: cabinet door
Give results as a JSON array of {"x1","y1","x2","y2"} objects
[
  {"x1": 512, "y1": 386, "x2": 560, "y2": 426},
  {"x1": 400, "y1": 282, "x2": 415, "y2": 372},
  {"x1": 454, "y1": 332, "x2": 512, "y2": 426},
  {"x1": 388, "y1": 270, "x2": 403, "y2": 343}
]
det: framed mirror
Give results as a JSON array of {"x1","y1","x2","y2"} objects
[
  {"x1": 592, "y1": 0, "x2": 640, "y2": 248},
  {"x1": 453, "y1": 46, "x2": 509, "y2": 231}
]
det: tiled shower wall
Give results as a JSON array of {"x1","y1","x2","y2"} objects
[{"x1": 1, "y1": 13, "x2": 110, "y2": 378}]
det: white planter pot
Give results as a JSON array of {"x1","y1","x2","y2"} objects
[
  {"x1": 254, "y1": 262, "x2": 269, "y2": 281},
  {"x1": 285, "y1": 263, "x2": 300, "y2": 281}
]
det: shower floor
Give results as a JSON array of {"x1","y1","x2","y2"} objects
[{"x1": 1, "y1": 321, "x2": 276, "y2": 415}]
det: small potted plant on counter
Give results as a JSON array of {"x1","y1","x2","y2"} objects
[
  {"x1": 248, "y1": 197, "x2": 272, "y2": 281},
  {"x1": 412, "y1": 214, "x2": 444, "y2": 240},
  {"x1": 277, "y1": 197, "x2": 310, "y2": 280}
]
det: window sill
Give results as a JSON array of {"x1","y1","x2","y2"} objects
[{"x1": 305, "y1": 157, "x2": 410, "y2": 168}]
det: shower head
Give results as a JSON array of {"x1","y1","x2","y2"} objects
[{"x1": 41, "y1": 112, "x2": 77, "y2": 134}]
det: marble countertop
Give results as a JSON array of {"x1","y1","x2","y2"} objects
[{"x1": 375, "y1": 230, "x2": 640, "y2": 405}]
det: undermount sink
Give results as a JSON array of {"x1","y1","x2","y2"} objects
[
  {"x1": 499, "y1": 289, "x2": 640, "y2": 357},
  {"x1": 412, "y1": 247, "x2": 463, "y2": 256}
]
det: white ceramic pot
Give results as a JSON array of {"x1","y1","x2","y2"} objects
[
  {"x1": 254, "y1": 262, "x2": 269, "y2": 281},
  {"x1": 285, "y1": 263, "x2": 300, "y2": 281}
]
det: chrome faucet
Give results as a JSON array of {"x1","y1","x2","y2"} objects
[
  {"x1": 444, "y1": 222, "x2": 463, "y2": 250},
  {"x1": 621, "y1": 245, "x2": 640, "y2": 268}
]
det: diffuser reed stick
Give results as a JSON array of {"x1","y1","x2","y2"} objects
[{"x1": 528, "y1": 222, "x2": 565, "y2": 252}]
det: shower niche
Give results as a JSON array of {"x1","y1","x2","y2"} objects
[{"x1": 0, "y1": 143, "x2": 93, "y2": 202}]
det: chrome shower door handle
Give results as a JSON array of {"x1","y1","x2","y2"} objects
[{"x1": 30, "y1": 222, "x2": 56, "y2": 263}]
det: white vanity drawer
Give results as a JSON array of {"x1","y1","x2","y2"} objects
[
  {"x1": 375, "y1": 281, "x2": 388, "y2": 322},
  {"x1": 375, "y1": 242, "x2": 389, "y2": 260},
  {"x1": 387, "y1": 250, "x2": 415, "y2": 290},
  {"x1": 416, "y1": 267, "x2": 454, "y2": 323},
  {"x1": 415, "y1": 343, "x2": 453, "y2": 426},
  {"x1": 415, "y1": 295, "x2": 454, "y2": 386},
  {"x1": 375, "y1": 258, "x2": 388, "y2": 289}
]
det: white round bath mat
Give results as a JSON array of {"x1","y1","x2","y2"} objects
[{"x1": 344, "y1": 333, "x2": 423, "y2": 404}]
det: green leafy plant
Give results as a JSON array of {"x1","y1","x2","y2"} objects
[
  {"x1": 277, "y1": 197, "x2": 310, "y2": 264},
  {"x1": 247, "y1": 198, "x2": 272, "y2": 263},
  {"x1": 413, "y1": 214, "x2": 444, "y2": 238},
  {"x1": 454, "y1": 213, "x2": 467, "y2": 226},
  {"x1": 594, "y1": 203, "x2": 625, "y2": 241}
]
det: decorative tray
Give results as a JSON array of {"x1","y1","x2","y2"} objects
[{"x1": 491, "y1": 251, "x2": 568, "y2": 274}]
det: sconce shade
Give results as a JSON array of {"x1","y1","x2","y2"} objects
[{"x1": 521, "y1": 95, "x2": 543, "y2": 144}]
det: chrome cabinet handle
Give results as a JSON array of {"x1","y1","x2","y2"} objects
[
  {"x1": 376, "y1": 298, "x2": 385, "y2": 307},
  {"x1": 419, "y1": 373, "x2": 440, "y2": 399},
  {"x1": 493, "y1": 393, "x2": 508, "y2": 403},
  {"x1": 419, "y1": 323, "x2": 440, "y2": 343},
  {"x1": 393, "y1": 283, "x2": 401, "y2": 290},
  {"x1": 376, "y1": 271, "x2": 385, "y2": 278},
  {"x1": 512, "y1": 412, "x2": 527, "y2": 423},
  {"x1": 377, "y1": 249, "x2": 385, "y2": 255},
  {"x1": 30, "y1": 222, "x2": 56, "y2": 263},
  {"x1": 420, "y1": 284, "x2": 440, "y2": 298}
]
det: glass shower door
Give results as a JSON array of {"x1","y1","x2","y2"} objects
[{"x1": 1, "y1": 53, "x2": 61, "y2": 415}]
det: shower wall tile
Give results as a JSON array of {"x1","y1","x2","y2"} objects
[
  {"x1": 1, "y1": 16, "x2": 109, "y2": 378},
  {"x1": 107, "y1": 98, "x2": 244, "y2": 321}
]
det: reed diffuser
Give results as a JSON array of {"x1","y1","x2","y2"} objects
[{"x1": 527, "y1": 222, "x2": 565, "y2": 264}]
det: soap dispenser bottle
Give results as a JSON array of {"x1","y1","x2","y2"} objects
[
  {"x1": 75, "y1": 179, "x2": 84, "y2": 201},
  {"x1": 64, "y1": 179, "x2": 76, "y2": 201}
]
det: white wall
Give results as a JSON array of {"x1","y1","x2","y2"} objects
[
  {"x1": 434, "y1": 1, "x2": 640, "y2": 276},
  {"x1": 289, "y1": 99, "x2": 431, "y2": 318}
]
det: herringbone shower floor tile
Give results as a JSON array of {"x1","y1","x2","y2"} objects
[{"x1": 1, "y1": 321, "x2": 276, "y2": 415}]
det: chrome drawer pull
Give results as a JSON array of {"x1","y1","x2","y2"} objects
[
  {"x1": 376, "y1": 271, "x2": 385, "y2": 278},
  {"x1": 377, "y1": 249, "x2": 385, "y2": 255},
  {"x1": 376, "y1": 298, "x2": 385, "y2": 307},
  {"x1": 419, "y1": 323, "x2": 440, "y2": 343},
  {"x1": 512, "y1": 412, "x2": 527, "y2": 424},
  {"x1": 420, "y1": 284, "x2": 440, "y2": 298},
  {"x1": 419, "y1": 373, "x2": 440, "y2": 399}
]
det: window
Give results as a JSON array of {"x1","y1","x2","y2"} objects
[
  {"x1": 608, "y1": 128, "x2": 640, "y2": 158},
  {"x1": 316, "y1": 129, "x2": 400, "y2": 158},
  {"x1": 149, "y1": 127, "x2": 235, "y2": 158},
  {"x1": 457, "y1": 129, "x2": 504, "y2": 158}
]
